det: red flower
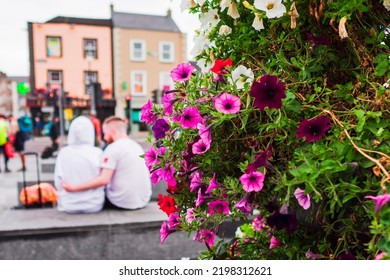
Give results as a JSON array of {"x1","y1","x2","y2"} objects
[
  {"x1": 158, "y1": 194, "x2": 177, "y2": 216},
  {"x1": 211, "y1": 58, "x2": 233, "y2": 74}
]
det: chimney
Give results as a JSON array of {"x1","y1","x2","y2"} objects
[
  {"x1": 110, "y1": 3, "x2": 114, "y2": 15},
  {"x1": 167, "y1": 8, "x2": 172, "y2": 17}
]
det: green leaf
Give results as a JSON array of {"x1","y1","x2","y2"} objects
[{"x1": 354, "y1": 110, "x2": 366, "y2": 132}]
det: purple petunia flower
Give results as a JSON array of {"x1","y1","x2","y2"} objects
[
  {"x1": 208, "y1": 200, "x2": 229, "y2": 216},
  {"x1": 269, "y1": 236, "x2": 282, "y2": 249},
  {"x1": 240, "y1": 171, "x2": 265, "y2": 192},
  {"x1": 152, "y1": 119, "x2": 170, "y2": 140},
  {"x1": 160, "y1": 165, "x2": 177, "y2": 187},
  {"x1": 180, "y1": 106, "x2": 202, "y2": 129},
  {"x1": 365, "y1": 193, "x2": 390, "y2": 213},
  {"x1": 213, "y1": 93, "x2": 241, "y2": 114},
  {"x1": 160, "y1": 221, "x2": 176, "y2": 244},
  {"x1": 162, "y1": 92, "x2": 177, "y2": 115},
  {"x1": 306, "y1": 250, "x2": 321, "y2": 259},
  {"x1": 206, "y1": 173, "x2": 221, "y2": 194},
  {"x1": 246, "y1": 146, "x2": 273, "y2": 173},
  {"x1": 167, "y1": 213, "x2": 180, "y2": 228},
  {"x1": 193, "y1": 229, "x2": 215, "y2": 247},
  {"x1": 250, "y1": 75, "x2": 286, "y2": 111},
  {"x1": 267, "y1": 203, "x2": 297, "y2": 233},
  {"x1": 192, "y1": 138, "x2": 211, "y2": 154},
  {"x1": 140, "y1": 99, "x2": 155, "y2": 124},
  {"x1": 170, "y1": 62, "x2": 195, "y2": 82},
  {"x1": 296, "y1": 116, "x2": 331, "y2": 143},
  {"x1": 195, "y1": 188, "x2": 210, "y2": 207},
  {"x1": 294, "y1": 187, "x2": 311, "y2": 210},
  {"x1": 234, "y1": 193, "x2": 255, "y2": 213},
  {"x1": 190, "y1": 171, "x2": 203, "y2": 192}
]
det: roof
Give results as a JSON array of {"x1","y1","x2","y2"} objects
[
  {"x1": 112, "y1": 12, "x2": 181, "y2": 33},
  {"x1": 7, "y1": 76, "x2": 29, "y2": 83},
  {"x1": 46, "y1": 16, "x2": 112, "y2": 27}
]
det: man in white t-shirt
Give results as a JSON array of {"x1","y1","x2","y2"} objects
[{"x1": 63, "y1": 116, "x2": 152, "y2": 210}]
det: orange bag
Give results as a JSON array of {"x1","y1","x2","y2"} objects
[{"x1": 19, "y1": 183, "x2": 57, "y2": 206}]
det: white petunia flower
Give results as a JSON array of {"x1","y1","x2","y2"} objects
[
  {"x1": 384, "y1": 0, "x2": 390, "y2": 10},
  {"x1": 254, "y1": 0, "x2": 286, "y2": 19},
  {"x1": 190, "y1": 31, "x2": 211, "y2": 57},
  {"x1": 180, "y1": 0, "x2": 196, "y2": 12},
  {"x1": 219, "y1": 25, "x2": 232, "y2": 36},
  {"x1": 220, "y1": 0, "x2": 230, "y2": 11},
  {"x1": 383, "y1": 79, "x2": 390, "y2": 88},
  {"x1": 252, "y1": 13, "x2": 265, "y2": 30},
  {"x1": 196, "y1": 0, "x2": 207, "y2": 5},
  {"x1": 200, "y1": 8, "x2": 220, "y2": 29},
  {"x1": 338, "y1": 16, "x2": 348, "y2": 39},
  {"x1": 235, "y1": 227, "x2": 245, "y2": 238},
  {"x1": 197, "y1": 58, "x2": 213, "y2": 73},
  {"x1": 228, "y1": 0, "x2": 240, "y2": 19},
  {"x1": 231, "y1": 65, "x2": 254, "y2": 89}
]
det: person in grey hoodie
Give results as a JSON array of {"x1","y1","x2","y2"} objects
[{"x1": 54, "y1": 116, "x2": 105, "y2": 213}]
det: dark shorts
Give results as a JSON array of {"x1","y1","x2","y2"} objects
[{"x1": 14, "y1": 132, "x2": 26, "y2": 152}]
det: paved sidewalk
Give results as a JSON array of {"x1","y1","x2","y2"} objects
[{"x1": 0, "y1": 132, "x2": 152, "y2": 211}]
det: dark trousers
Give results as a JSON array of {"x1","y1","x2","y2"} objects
[{"x1": 0, "y1": 144, "x2": 9, "y2": 169}]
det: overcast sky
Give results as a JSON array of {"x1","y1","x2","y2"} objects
[{"x1": 0, "y1": 0, "x2": 200, "y2": 76}]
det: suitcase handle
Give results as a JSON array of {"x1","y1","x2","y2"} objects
[{"x1": 21, "y1": 152, "x2": 42, "y2": 207}]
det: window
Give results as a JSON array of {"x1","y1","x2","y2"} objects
[
  {"x1": 83, "y1": 39, "x2": 97, "y2": 58},
  {"x1": 131, "y1": 71, "x2": 147, "y2": 96},
  {"x1": 84, "y1": 71, "x2": 98, "y2": 95},
  {"x1": 159, "y1": 41, "x2": 175, "y2": 63},
  {"x1": 46, "y1": 36, "x2": 62, "y2": 57},
  {"x1": 159, "y1": 72, "x2": 174, "y2": 91},
  {"x1": 48, "y1": 70, "x2": 63, "y2": 85},
  {"x1": 130, "y1": 40, "x2": 146, "y2": 61}
]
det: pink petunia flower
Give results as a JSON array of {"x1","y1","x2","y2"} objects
[
  {"x1": 252, "y1": 215, "x2": 265, "y2": 232},
  {"x1": 144, "y1": 146, "x2": 159, "y2": 170},
  {"x1": 186, "y1": 208, "x2": 195, "y2": 224},
  {"x1": 140, "y1": 99, "x2": 155, "y2": 124},
  {"x1": 170, "y1": 62, "x2": 195, "y2": 82},
  {"x1": 240, "y1": 171, "x2": 265, "y2": 192},
  {"x1": 195, "y1": 188, "x2": 210, "y2": 207},
  {"x1": 206, "y1": 173, "x2": 221, "y2": 194},
  {"x1": 365, "y1": 193, "x2": 390, "y2": 213},
  {"x1": 162, "y1": 92, "x2": 177, "y2": 115},
  {"x1": 294, "y1": 187, "x2": 311, "y2": 210},
  {"x1": 194, "y1": 229, "x2": 215, "y2": 247},
  {"x1": 208, "y1": 200, "x2": 229, "y2": 216},
  {"x1": 214, "y1": 93, "x2": 241, "y2": 114},
  {"x1": 374, "y1": 252, "x2": 387, "y2": 260},
  {"x1": 192, "y1": 138, "x2": 211, "y2": 154},
  {"x1": 180, "y1": 106, "x2": 202, "y2": 129},
  {"x1": 234, "y1": 194, "x2": 253, "y2": 213},
  {"x1": 197, "y1": 123, "x2": 212, "y2": 144},
  {"x1": 269, "y1": 236, "x2": 282, "y2": 249},
  {"x1": 167, "y1": 213, "x2": 180, "y2": 228}
]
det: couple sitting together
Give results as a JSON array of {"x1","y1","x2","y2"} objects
[{"x1": 54, "y1": 116, "x2": 152, "y2": 213}]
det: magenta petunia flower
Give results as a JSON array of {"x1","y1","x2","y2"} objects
[
  {"x1": 193, "y1": 229, "x2": 215, "y2": 247},
  {"x1": 192, "y1": 138, "x2": 211, "y2": 154},
  {"x1": 294, "y1": 187, "x2": 311, "y2": 210},
  {"x1": 297, "y1": 116, "x2": 331, "y2": 143},
  {"x1": 246, "y1": 146, "x2": 273, "y2": 173},
  {"x1": 152, "y1": 119, "x2": 170, "y2": 140},
  {"x1": 140, "y1": 99, "x2": 155, "y2": 124},
  {"x1": 234, "y1": 193, "x2": 255, "y2": 213},
  {"x1": 190, "y1": 171, "x2": 203, "y2": 192},
  {"x1": 250, "y1": 74, "x2": 286, "y2": 111},
  {"x1": 162, "y1": 92, "x2": 177, "y2": 115},
  {"x1": 206, "y1": 173, "x2": 221, "y2": 194},
  {"x1": 160, "y1": 221, "x2": 176, "y2": 244},
  {"x1": 180, "y1": 106, "x2": 202, "y2": 129},
  {"x1": 144, "y1": 146, "x2": 159, "y2": 170},
  {"x1": 195, "y1": 188, "x2": 210, "y2": 207},
  {"x1": 252, "y1": 215, "x2": 265, "y2": 232},
  {"x1": 170, "y1": 62, "x2": 195, "y2": 82},
  {"x1": 208, "y1": 200, "x2": 229, "y2": 216},
  {"x1": 160, "y1": 165, "x2": 177, "y2": 187},
  {"x1": 269, "y1": 236, "x2": 282, "y2": 249},
  {"x1": 197, "y1": 123, "x2": 212, "y2": 145},
  {"x1": 306, "y1": 250, "x2": 321, "y2": 259},
  {"x1": 214, "y1": 93, "x2": 241, "y2": 114},
  {"x1": 167, "y1": 213, "x2": 180, "y2": 228},
  {"x1": 151, "y1": 168, "x2": 162, "y2": 185},
  {"x1": 240, "y1": 171, "x2": 265, "y2": 192},
  {"x1": 365, "y1": 193, "x2": 390, "y2": 213}
]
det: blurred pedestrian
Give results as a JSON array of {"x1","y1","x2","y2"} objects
[
  {"x1": 89, "y1": 113, "x2": 102, "y2": 147},
  {"x1": 50, "y1": 116, "x2": 60, "y2": 151},
  {"x1": 8, "y1": 115, "x2": 27, "y2": 171},
  {"x1": 0, "y1": 114, "x2": 11, "y2": 172}
]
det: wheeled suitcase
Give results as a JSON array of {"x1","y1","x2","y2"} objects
[{"x1": 19, "y1": 152, "x2": 57, "y2": 208}]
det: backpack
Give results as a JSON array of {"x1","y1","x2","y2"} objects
[
  {"x1": 18, "y1": 116, "x2": 33, "y2": 134},
  {"x1": 0, "y1": 121, "x2": 7, "y2": 146}
]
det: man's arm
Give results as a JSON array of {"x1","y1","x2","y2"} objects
[{"x1": 62, "y1": 168, "x2": 114, "y2": 192}]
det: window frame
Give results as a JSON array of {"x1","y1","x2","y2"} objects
[
  {"x1": 46, "y1": 36, "x2": 62, "y2": 58},
  {"x1": 47, "y1": 70, "x2": 63, "y2": 85},
  {"x1": 130, "y1": 70, "x2": 147, "y2": 96},
  {"x1": 83, "y1": 38, "x2": 98, "y2": 59},
  {"x1": 84, "y1": 71, "x2": 98, "y2": 95},
  {"x1": 130, "y1": 39, "x2": 146, "y2": 62},
  {"x1": 159, "y1": 71, "x2": 174, "y2": 91},
  {"x1": 159, "y1": 41, "x2": 175, "y2": 63}
]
